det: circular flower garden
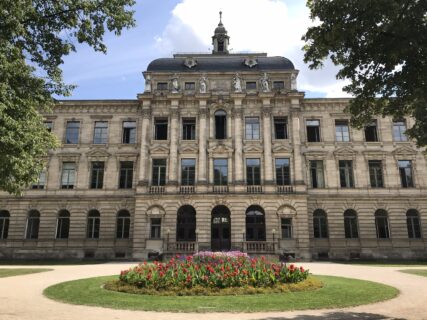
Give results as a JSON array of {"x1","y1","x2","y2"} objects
[{"x1": 105, "y1": 251, "x2": 320, "y2": 296}]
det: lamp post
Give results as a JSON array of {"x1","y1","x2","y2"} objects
[
  {"x1": 242, "y1": 228, "x2": 246, "y2": 252},
  {"x1": 195, "y1": 229, "x2": 199, "y2": 252},
  {"x1": 272, "y1": 228, "x2": 277, "y2": 252},
  {"x1": 166, "y1": 228, "x2": 170, "y2": 251}
]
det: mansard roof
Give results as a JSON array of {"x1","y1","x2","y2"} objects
[{"x1": 146, "y1": 55, "x2": 295, "y2": 73}]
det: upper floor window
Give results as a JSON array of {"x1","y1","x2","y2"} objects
[
  {"x1": 393, "y1": 120, "x2": 408, "y2": 142},
  {"x1": 310, "y1": 160, "x2": 325, "y2": 188},
  {"x1": 335, "y1": 120, "x2": 350, "y2": 142},
  {"x1": 122, "y1": 121, "x2": 136, "y2": 144},
  {"x1": 246, "y1": 82, "x2": 257, "y2": 90},
  {"x1": 339, "y1": 160, "x2": 354, "y2": 188},
  {"x1": 0, "y1": 210, "x2": 10, "y2": 239},
  {"x1": 306, "y1": 120, "x2": 320, "y2": 142},
  {"x1": 181, "y1": 159, "x2": 196, "y2": 186},
  {"x1": 215, "y1": 110, "x2": 227, "y2": 139},
  {"x1": 152, "y1": 159, "x2": 167, "y2": 186},
  {"x1": 90, "y1": 161, "x2": 104, "y2": 189},
  {"x1": 368, "y1": 160, "x2": 384, "y2": 188},
  {"x1": 246, "y1": 158, "x2": 261, "y2": 185},
  {"x1": 119, "y1": 161, "x2": 133, "y2": 189},
  {"x1": 65, "y1": 121, "x2": 80, "y2": 144},
  {"x1": 274, "y1": 117, "x2": 288, "y2": 139},
  {"x1": 245, "y1": 117, "x2": 260, "y2": 140},
  {"x1": 157, "y1": 82, "x2": 168, "y2": 90},
  {"x1": 32, "y1": 170, "x2": 46, "y2": 189},
  {"x1": 375, "y1": 209, "x2": 390, "y2": 239},
  {"x1": 273, "y1": 81, "x2": 285, "y2": 90},
  {"x1": 184, "y1": 82, "x2": 195, "y2": 90},
  {"x1": 182, "y1": 118, "x2": 196, "y2": 140},
  {"x1": 398, "y1": 160, "x2": 414, "y2": 188},
  {"x1": 213, "y1": 159, "x2": 228, "y2": 186},
  {"x1": 44, "y1": 121, "x2": 53, "y2": 132},
  {"x1": 365, "y1": 120, "x2": 379, "y2": 142},
  {"x1": 154, "y1": 118, "x2": 168, "y2": 140},
  {"x1": 93, "y1": 121, "x2": 108, "y2": 144},
  {"x1": 275, "y1": 158, "x2": 291, "y2": 185},
  {"x1": 406, "y1": 209, "x2": 421, "y2": 239},
  {"x1": 61, "y1": 162, "x2": 76, "y2": 189}
]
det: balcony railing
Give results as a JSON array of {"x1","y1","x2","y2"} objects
[
  {"x1": 247, "y1": 185, "x2": 263, "y2": 193},
  {"x1": 179, "y1": 185, "x2": 195, "y2": 194},
  {"x1": 166, "y1": 241, "x2": 196, "y2": 253},
  {"x1": 243, "y1": 241, "x2": 275, "y2": 253},
  {"x1": 149, "y1": 185, "x2": 165, "y2": 194},
  {"x1": 213, "y1": 185, "x2": 229, "y2": 194},
  {"x1": 276, "y1": 185, "x2": 295, "y2": 194}
]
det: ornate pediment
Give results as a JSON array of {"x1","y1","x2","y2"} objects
[
  {"x1": 333, "y1": 146, "x2": 357, "y2": 157},
  {"x1": 243, "y1": 144, "x2": 263, "y2": 153},
  {"x1": 87, "y1": 148, "x2": 111, "y2": 158},
  {"x1": 392, "y1": 146, "x2": 417, "y2": 156},
  {"x1": 180, "y1": 144, "x2": 199, "y2": 154},
  {"x1": 272, "y1": 144, "x2": 293, "y2": 153},
  {"x1": 208, "y1": 144, "x2": 233, "y2": 154},
  {"x1": 149, "y1": 144, "x2": 170, "y2": 154}
]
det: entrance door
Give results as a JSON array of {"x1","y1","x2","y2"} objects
[{"x1": 211, "y1": 205, "x2": 231, "y2": 251}]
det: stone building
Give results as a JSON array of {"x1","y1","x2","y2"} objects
[{"x1": 0, "y1": 16, "x2": 426, "y2": 260}]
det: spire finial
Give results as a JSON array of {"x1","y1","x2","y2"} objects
[{"x1": 219, "y1": 11, "x2": 222, "y2": 24}]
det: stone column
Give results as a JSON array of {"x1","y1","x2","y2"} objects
[
  {"x1": 138, "y1": 107, "x2": 151, "y2": 187},
  {"x1": 168, "y1": 105, "x2": 179, "y2": 186},
  {"x1": 290, "y1": 96, "x2": 306, "y2": 192},
  {"x1": 233, "y1": 100, "x2": 244, "y2": 191},
  {"x1": 198, "y1": 103, "x2": 208, "y2": 190},
  {"x1": 262, "y1": 105, "x2": 274, "y2": 185}
]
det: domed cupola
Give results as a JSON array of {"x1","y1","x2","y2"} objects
[{"x1": 212, "y1": 11, "x2": 230, "y2": 54}]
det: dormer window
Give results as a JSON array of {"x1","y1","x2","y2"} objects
[{"x1": 157, "y1": 82, "x2": 168, "y2": 90}]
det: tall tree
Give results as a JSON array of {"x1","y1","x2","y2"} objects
[
  {"x1": 302, "y1": 0, "x2": 427, "y2": 146},
  {"x1": 0, "y1": 0, "x2": 135, "y2": 194}
]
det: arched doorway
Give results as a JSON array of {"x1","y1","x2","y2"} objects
[
  {"x1": 211, "y1": 205, "x2": 231, "y2": 251},
  {"x1": 245, "y1": 205, "x2": 266, "y2": 241}
]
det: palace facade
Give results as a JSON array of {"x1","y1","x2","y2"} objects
[{"x1": 0, "y1": 17, "x2": 426, "y2": 260}]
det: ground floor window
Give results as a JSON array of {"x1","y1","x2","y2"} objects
[
  {"x1": 25, "y1": 210, "x2": 40, "y2": 239},
  {"x1": 344, "y1": 210, "x2": 359, "y2": 238},
  {"x1": 87, "y1": 210, "x2": 100, "y2": 239},
  {"x1": 150, "y1": 218, "x2": 161, "y2": 239},
  {"x1": 116, "y1": 210, "x2": 130, "y2": 239},
  {"x1": 56, "y1": 210, "x2": 70, "y2": 239},
  {"x1": 406, "y1": 209, "x2": 422, "y2": 239},
  {"x1": 176, "y1": 205, "x2": 196, "y2": 241},
  {"x1": 375, "y1": 210, "x2": 390, "y2": 239},
  {"x1": 246, "y1": 205, "x2": 266, "y2": 241},
  {"x1": 281, "y1": 218, "x2": 292, "y2": 239},
  {"x1": 313, "y1": 209, "x2": 328, "y2": 238}
]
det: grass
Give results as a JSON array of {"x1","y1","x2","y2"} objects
[
  {"x1": 399, "y1": 269, "x2": 427, "y2": 277},
  {"x1": 0, "y1": 259, "x2": 110, "y2": 266},
  {"x1": 44, "y1": 275, "x2": 399, "y2": 313},
  {"x1": 0, "y1": 268, "x2": 52, "y2": 278},
  {"x1": 335, "y1": 260, "x2": 427, "y2": 267}
]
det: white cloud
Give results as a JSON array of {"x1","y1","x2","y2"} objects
[{"x1": 154, "y1": 0, "x2": 352, "y2": 98}]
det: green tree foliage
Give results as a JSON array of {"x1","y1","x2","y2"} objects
[
  {"x1": 0, "y1": 1, "x2": 135, "y2": 194},
  {"x1": 303, "y1": 0, "x2": 427, "y2": 146}
]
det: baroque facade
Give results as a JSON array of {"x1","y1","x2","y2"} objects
[{"x1": 0, "y1": 17, "x2": 426, "y2": 260}]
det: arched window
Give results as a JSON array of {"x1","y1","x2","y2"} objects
[
  {"x1": 406, "y1": 209, "x2": 422, "y2": 239},
  {"x1": 176, "y1": 205, "x2": 196, "y2": 241},
  {"x1": 26, "y1": 210, "x2": 40, "y2": 239},
  {"x1": 56, "y1": 210, "x2": 70, "y2": 239},
  {"x1": 0, "y1": 210, "x2": 10, "y2": 239},
  {"x1": 313, "y1": 209, "x2": 328, "y2": 238},
  {"x1": 215, "y1": 110, "x2": 227, "y2": 139},
  {"x1": 375, "y1": 209, "x2": 390, "y2": 239},
  {"x1": 116, "y1": 210, "x2": 130, "y2": 239},
  {"x1": 344, "y1": 209, "x2": 359, "y2": 239},
  {"x1": 245, "y1": 205, "x2": 266, "y2": 241},
  {"x1": 87, "y1": 210, "x2": 100, "y2": 239}
]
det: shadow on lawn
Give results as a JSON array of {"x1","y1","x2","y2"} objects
[{"x1": 257, "y1": 312, "x2": 406, "y2": 320}]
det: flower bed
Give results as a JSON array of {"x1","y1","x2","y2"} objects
[{"x1": 106, "y1": 251, "x2": 314, "y2": 296}]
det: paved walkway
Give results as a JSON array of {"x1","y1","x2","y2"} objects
[{"x1": 0, "y1": 262, "x2": 426, "y2": 320}]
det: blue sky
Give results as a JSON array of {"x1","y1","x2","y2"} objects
[{"x1": 59, "y1": 0, "x2": 349, "y2": 100}]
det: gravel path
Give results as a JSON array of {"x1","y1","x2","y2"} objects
[{"x1": 0, "y1": 262, "x2": 426, "y2": 320}]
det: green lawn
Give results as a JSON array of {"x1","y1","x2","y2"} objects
[
  {"x1": 0, "y1": 268, "x2": 52, "y2": 278},
  {"x1": 44, "y1": 275, "x2": 399, "y2": 313},
  {"x1": 399, "y1": 269, "x2": 427, "y2": 277}
]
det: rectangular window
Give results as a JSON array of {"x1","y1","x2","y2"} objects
[
  {"x1": 365, "y1": 120, "x2": 379, "y2": 142},
  {"x1": 393, "y1": 120, "x2": 408, "y2": 142},
  {"x1": 152, "y1": 159, "x2": 167, "y2": 186},
  {"x1": 213, "y1": 159, "x2": 228, "y2": 186},
  {"x1": 246, "y1": 82, "x2": 257, "y2": 90},
  {"x1": 281, "y1": 218, "x2": 292, "y2": 239},
  {"x1": 246, "y1": 158, "x2": 261, "y2": 185},
  {"x1": 150, "y1": 218, "x2": 161, "y2": 239},
  {"x1": 275, "y1": 158, "x2": 291, "y2": 185},
  {"x1": 274, "y1": 117, "x2": 288, "y2": 139},
  {"x1": 339, "y1": 160, "x2": 354, "y2": 188},
  {"x1": 181, "y1": 159, "x2": 196, "y2": 186},
  {"x1": 44, "y1": 121, "x2": 53, "y2": 132},
  {"x1": 245, "y1": 117, "x2": 260, "y2": 140},
  {"x1": 119, "y1": 161, "x2": 133, "y2": 189},
  {"x1": 335, "y1": 120, "x2": 350, "y2": 142},
  {"x1": 65, "y1": 121, "x2": 80, "y2": 144},
  {"x1": 306, "y1": 120, "x2": 321, "y2": 142},
  {"x1": 154, "y1": 118, "x2": 168, "y2": 140},
  {"x1": 344, "y1": 214, "x2": 359, "y2": 239},
  {"x1": 184, "y1": 82, "x2": 195, "y2": 90},
  {"x1": 368, "y1": 160, "x2": 384, "y2": 188},
  {"x1": 309, "y1": 160, "x2": 325, "y2": 188},
  {"x1": 398, "y1": 160, "x2": 414, "y2": 188},
  {"x1": 61, "y1": 162, "x2": 76, "y2": 189},
  {"x1": 32, "y1": 170, "x2": 46, "y2": 189},
  {"x1": 90, "y1": 161, "x2": 104, "y2": 189},
  {"x1": 273, "y1": 81, "x2": 285, "y2": 90},
  {"x1": 93, "y1": 121, "x2": 108, "y2": 144},
  {"x1": 376, "y1": 216, "x2": 390, "y2": 239},
  {"x1": 182, "y1": 118, "x2": 196, "y2": 140},
  {"x1": 122, "y1": 121, "x2": 136, "y2": 144},
  {"x1": 157, "y1": 82, "x2": 168, "y2": 90}
]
